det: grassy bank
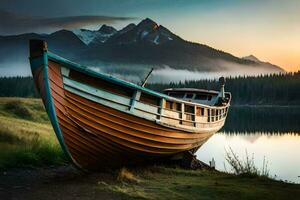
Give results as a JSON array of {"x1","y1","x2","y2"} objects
[
  {"x1": 97, "y1": 166, "x2": 300, "y2": 200},
  {"x1": 0, "y1": 97, "x2": 65, "y2": 169}
]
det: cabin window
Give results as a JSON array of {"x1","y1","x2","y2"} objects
[
  {"x1": 211, "y1": 109, "x2": 215, "y2": 122},
  {"x1": 196, "y1": 107, "x2": 201, "y2": 116},
  {"x1": 211, "y1": 109, "x2": 215, "y2": 116},
  {"x1": 196, "y1": 107, "x2": 205, "y2": 116},
  {"x1": 185, "y1": 93, "x2": 194, "y2": 99},
  {"x1": 208, "y1": 95, "x2": 212, "y2": 101},
  {"x1": 69, "y1": 69, "x2": 134, "y2": 98},
  {"x1": 169, "y1": 92, "x2": 184, "y2": 98},
  {"x1": 139, "y1": 92, "x2": 159, "y2": 106},
  {"x1": 176, "y1": 103, "x2": 182, "y2": 111},
  {"x1": 207, "y1": 109, "x2": 211, "y2": 122},
  {"x1": 184, "y1": 105, "x2": 194, "y2": 114},
  {"x1": 195, "y1": 94, "x2": 207, "y2": 100},
  {"x1": 165, "y1": 100, "x2": 173, "y2": 110},
  {"x1": 165, "y1": 101, "x2": 181, "y2": 111}
]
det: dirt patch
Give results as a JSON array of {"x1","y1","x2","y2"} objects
[{"x1": 0, "y1": 165, "x2": 122, "y2": 200}]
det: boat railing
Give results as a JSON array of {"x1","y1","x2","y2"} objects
[
  {"x1": 135, "y1": 95, "x2": 229, "y2": 118},
  {"x1": 157, "y1": 98, "x2": 230, "y2": 128},
  {"x1": 61, "y1": 65, "x2": 230, "y2": 129}
]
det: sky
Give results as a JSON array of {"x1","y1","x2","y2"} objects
[{"x1": 0, "y1": 0, "x2": 299, "y2": 72}]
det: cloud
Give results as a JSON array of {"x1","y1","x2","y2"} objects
[{"x1": 0, "y1": 10, "x2": 135, "y2": 35}]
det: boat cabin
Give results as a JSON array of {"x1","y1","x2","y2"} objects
[{"x1": 164, "y1": 88, "x2": 223, "y2": 106}]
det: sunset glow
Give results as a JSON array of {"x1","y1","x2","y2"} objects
[{"x1": 0, "y1": 0, "x2": 299, "y2": 71}]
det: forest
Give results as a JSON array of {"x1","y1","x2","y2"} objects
[
  {"x1": 147, "y1": 71, "x2": 300, "y2": 105},
  {"x1": 0, "y1": 71, "x2": 299, "y2": 105}
]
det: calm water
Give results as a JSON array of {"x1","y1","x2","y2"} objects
[{"x1": 196, "y1": 106, "x2": 300, "y2": 184}]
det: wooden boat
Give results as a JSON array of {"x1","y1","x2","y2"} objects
[{"x1": 29, "y1": 40, "x2": 231, "y2": 170}]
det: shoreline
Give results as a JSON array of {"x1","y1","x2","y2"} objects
[{"x1": 1, "y1": 165, "x2": 300, "y2": 200}]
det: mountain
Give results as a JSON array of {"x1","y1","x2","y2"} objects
[
  {"x1": 0, "y1": 18, "x2": 284, "y2": 79},
  {"x1": 242, "y1": 55, "x2": 261, "y2": 62},
  {"x1": 242, "y1": 55, "x2": 282, "y2": 72},
  {"x1": 80, "y1": 18, "x2": 284, "y2": 74},
  {"x1": 104, "y1": 18, "x2": 179, "y2": 45},
  {"x1": 73, "y1": 25, "x2": 117, "y2": 45},
  {"x1": 0, "y1": 30, "x2": 87, "y2": 76}
]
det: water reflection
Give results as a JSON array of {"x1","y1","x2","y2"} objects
[
  {"x1": 197, "y1": 133, "x2": 300, "y2": 183},
  {"x1": 197, "y1": 106, "x2": 300, "y2": 184}
]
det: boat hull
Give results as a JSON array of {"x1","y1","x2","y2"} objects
[{"x1": 29, "y1": 40, "x2": 229, "y2": 169}]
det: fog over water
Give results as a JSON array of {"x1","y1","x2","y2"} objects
[
  {"x1": 0, "y1": 61, "x2": 280, "y2": 83},
  {"x1": 88, "y1": 62, "x2": 280, "y2": 84},
  {"x1": 0, "y1": 62, "x2": 32, "y2": 77}
]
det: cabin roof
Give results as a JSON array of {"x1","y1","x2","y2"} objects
[{"x1": 164, "y1": 88, "x2": 219, "y2": 95}]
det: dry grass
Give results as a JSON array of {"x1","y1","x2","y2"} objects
[
  {"x1": 117, "y1": 167, "x2": 141, "y2": 183},
  {"x1": 0, "y1": 97, "x2": 49, "y2": 123}
]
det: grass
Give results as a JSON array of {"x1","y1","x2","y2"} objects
[
  {"x1": 0, "y1": 97, "x2": 49, "y2": 123},
  {"x1": 0, "y1": 97, "x2": 66, "y2": 169},
  {"x1": 98, "y1": 166, "x2": 300, "y2": 200}
]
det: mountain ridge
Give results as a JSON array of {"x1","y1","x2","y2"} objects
[{"x1": 0, "y1": 18, "x2": 284, "y2": 78}]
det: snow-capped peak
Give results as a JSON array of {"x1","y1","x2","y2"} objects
[
  {"x1": 73, "y1": 29, "x2": 97, "y2": 45},
  {"x1": 73, "y1": 19, "x2": 177, "y2": 46},
  {"x1": 73, "y1": 25, "x2": 117, "y2": 45}
]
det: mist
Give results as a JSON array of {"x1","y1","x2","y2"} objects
[
  {"x1": 0, "y1": 59, "x2": 282, "y2": 85},
  {"x1": 88, "y1": 61, "x2": 282, "y2": 84},
  {"x1": 0, "y1": 62, "x2": 31, "y2": 77}
]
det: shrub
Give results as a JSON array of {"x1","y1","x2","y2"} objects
[{"x1": 225, "y1": 147, "x2": 269, "y2": 178}]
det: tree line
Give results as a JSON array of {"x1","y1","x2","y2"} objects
[
  {"x1": 146, "y1": 72, "x2": 300, "y2": 105},
  {"x1": 0, "y1": 72, "x2": 299, "y2": 105},
  {"x1": 0, "y1": 76, "x2": 39, "y2": 98}
]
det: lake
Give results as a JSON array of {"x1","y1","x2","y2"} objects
[{"x1": 196, "y1": 106, "x2": 300, "y2": 184}]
